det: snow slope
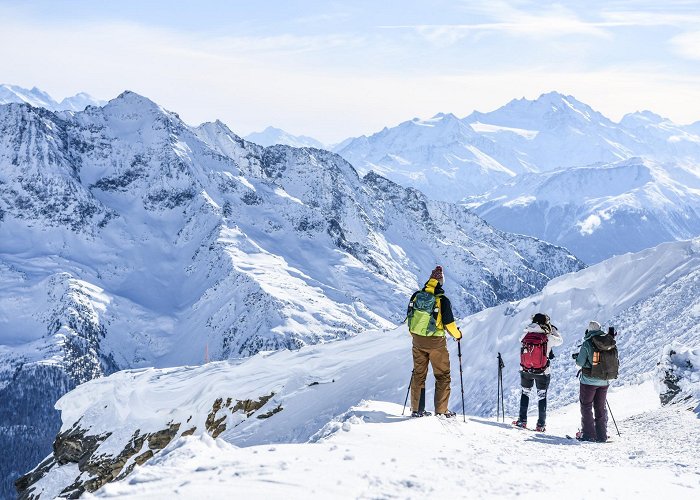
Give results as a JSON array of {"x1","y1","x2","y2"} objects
[
  {"x1": 84, "y1": 396, "x2": 700, "y2": 500},
  {"x1": 0, "y1": 84, "x2": 104, "y2": 111},
  {"x1": 335, "y1": 92, "x2": 700, "y2": 202},
  {"x1": 244, "y1": 126, "x2": 324, "y2": 149},
  {"x1": 465, "y1": 157, "x2": 700, "y2": 263},
  {"x1": 19, "y1": 238, "x2": 700, "y2": 498}
]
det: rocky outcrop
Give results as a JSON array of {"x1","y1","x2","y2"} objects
[
  {"x1": 16, "y1": 393, "x2": 282, "y2": 498},
  {"x1": 657, "y1": 345, "x2": 699, "y2": 412}
]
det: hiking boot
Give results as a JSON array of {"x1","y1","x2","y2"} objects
[
  {"x1": 436, "y1": 410, "x2": 456, "y2": 418},
  {"x1": 535, "y1": 424, "x2": 546, "y2": 432},
  {"x1": 512, "y1": 420, "x2": 527, "y2": 429},
  {"x1": 411, "y1": 410, "x2": 432, "y2": 418},
  {"x1": 575, "y1": 430, "x2": 595, "y2": 442}
]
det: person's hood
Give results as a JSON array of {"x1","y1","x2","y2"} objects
[
  {"x1": 584, "y1": 328, "x2": 606, "y2": 340},
  {"x1": 423, "y1": 278, "x2": 444, "y2": 295}
]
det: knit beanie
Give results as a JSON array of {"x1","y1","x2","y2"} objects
[
  {"x1": 588, "y1": 320, "x2": 601, "y2": 332},
  {"x1": 430, "y1": 265, "x2": 444, "y2": 284}
]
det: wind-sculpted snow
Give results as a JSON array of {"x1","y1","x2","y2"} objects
[
  {"x1": 0, "y1": 91, "x2": 583, "y2": 495},
  {"x1": 466, "y1": 158, "x2": 700, "y2": 263}
]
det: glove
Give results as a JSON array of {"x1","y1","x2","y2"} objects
[{"x1": 571, "y1": 352, "x2": 579, "y2": 360}]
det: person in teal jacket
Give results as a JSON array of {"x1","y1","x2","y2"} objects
[{"x1": 574, "y1": 321, "x2": 612, "y2": 442}]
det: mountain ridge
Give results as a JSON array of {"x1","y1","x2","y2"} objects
[
  {"x1": 0, "y1": 83, "x2": 104, "y2": 112},
  {"x1": 335, "y1": 91, "x2": 700, "y2": 202}
]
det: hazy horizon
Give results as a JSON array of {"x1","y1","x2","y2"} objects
[{"x1": 2, "y1": 0, "x2": 699, "y2": 143}]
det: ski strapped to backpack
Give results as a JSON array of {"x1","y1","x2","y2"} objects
[
  {"x1": 407, "y1": 290, "x2": 440, "y2": 336},
  {"x1": 520, "y1": 331, "x2": 549, "y2": 373},
  {"x1": 582, "y1": 334, "x2": 619, "y2": 380}
]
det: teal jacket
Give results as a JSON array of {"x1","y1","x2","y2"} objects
[{"x1": 575, "y1": 329, "x2": 611, "y2": 386}]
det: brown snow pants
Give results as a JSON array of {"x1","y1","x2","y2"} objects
[{"x1": 410, "y1": 334, "x2": 451, "y2": 414}]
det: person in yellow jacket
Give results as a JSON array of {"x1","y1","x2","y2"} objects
[{"x1": 406, "y1": 265, "x2": 462, "y2": 418}]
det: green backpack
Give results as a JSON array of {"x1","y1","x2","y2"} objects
[{"x1": 407, "y1": 290, "x2": 439, "y2": 336}]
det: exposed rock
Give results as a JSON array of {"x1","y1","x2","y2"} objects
[
  {"x1": 257, "y1": 405, "x2": 283, "y2": 419},
  {"x1": 16, "y1": 423, "x2": 181, "y2": 499},
  {"x1": 232, "y1": 392, "x2": 274, "y2": 417},
  {"x1": 16, "y1": 391, "x2": 284, "y2": 497},
  {"x1": 147, "y1": 423, "x2": 181, "y2": 450},
  {"x1": 657, "y1": 345, "x2": 699, "y2": 411},
  {"x1": 205, "y1": 398, "x2": 228, "y2": 438}
]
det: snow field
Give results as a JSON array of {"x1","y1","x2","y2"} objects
[{"x1": 85, "y1": 385, "x2": 700, "y2": 500}]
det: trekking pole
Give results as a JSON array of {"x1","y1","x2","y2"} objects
[
  {"x1": 402, "y1": 370, "x2": 413, "y2": 415},
  {"x1": 458, "y1": 341, "x2": 466, "y2": 422},
  {"x1": 497, "y1": 352, "x2": 505, "y2": 422},
  {"x1": 607, "y1": 399, "x2": 621, "y2": 436}
]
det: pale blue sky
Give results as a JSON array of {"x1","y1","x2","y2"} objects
[{"x1": 1, "y1": 0, "x2": 699, "y2": 142}]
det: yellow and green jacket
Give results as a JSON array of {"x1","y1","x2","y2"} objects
[{"x1": 407, "y1": 278, "x2": 462, "y2": 339}]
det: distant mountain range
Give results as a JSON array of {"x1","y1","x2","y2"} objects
[
  {"x1": 465, "y1": 157, "x2": 700, "y2": 263},
  {"x1": 334, "y1": 91, "x2": 700, "y2": 202},
  {"x1": 244, "y1": 126, "x2": 325, "y2": 149},
  {"x1": 0, "y1": 83, "x2": 104, "y2": 111},
  {"x1": 333, "y1": 92, "x2": 700, "y2": 262}
]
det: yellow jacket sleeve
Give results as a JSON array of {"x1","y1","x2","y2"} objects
[{"x1": 445, "y1": 322, "x2": 462, "y2": 340}]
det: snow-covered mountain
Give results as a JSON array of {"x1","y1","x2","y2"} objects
[
  {"x1": 0, "y1": 91, "x2": 583, "y2": 497},
  {"x1": 0, "y1": 84, "x2": 104, "y2": 111},
  {"x1": 335, "y1": 92, "x2": 700, "y2": 202},
  {"x1": 334, "y1": 112, "x2": 519, "y2": 202},
  {"x1": 244, "y1": 126, "x2": 325, "y2": 149},
  {"x1": 17, "y1": 238, "x2": 700, "y2": 498},
  {"x1": 465, "y1": 157, "x2": 700, "y2": 263}
]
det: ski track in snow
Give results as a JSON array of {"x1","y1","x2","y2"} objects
[{"x1": 85, "y1": 384, "x2": 700, "y2": 500}]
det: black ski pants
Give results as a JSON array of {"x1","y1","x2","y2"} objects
[{"x1": 518, "y1": 371, "x2": 550, "y2": 426}]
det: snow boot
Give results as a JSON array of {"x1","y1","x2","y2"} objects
[
  {"x1": 411, "y1": 410, "x2": 432, "y2": 418},
  {"x1": 512, "y1": 420, "x2": 527, "y2": 429},
  {"x1": 575, "y1": 430, "x2": 595, "y2": 442},
  {"x1": 535, "y1": 424, "x2": 546, "y2": 432},
  {"x1": 437, "y1": 410, "x2": 457, "y2": 418}
]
